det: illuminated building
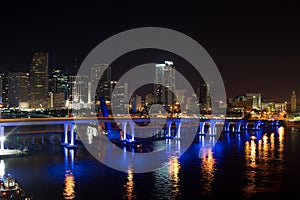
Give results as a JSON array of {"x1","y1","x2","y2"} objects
[
  {"x1": 0, "y1": 73, "x2": 9, "y2": 107},
  {"x1": 245, "y1": 93, "x2": 261, "y2": 110},
  {"x1": 145, "y1": 93, "x2": 154, "y2": 105},
  {"x1": 68, "y1": 75, "x2": 89, "y2": 109},
  {"x1": 199, "y1": 77, "x2": 210, "y2": 113},
  {"x1": 111, "y1": 81, "x2": 128, "y2": 113},
  {"x1": 8, "y1": 72, "x2": 29, "y2": 108},
  {"x1": 154, "y1": 61, "x2": 175, "y2": 106},
  {"x1": 91, "y1": 64, "x2": 111, "y2": 102},
  {"x1": 29, "y1": 53, "x2": 49, "y2": 109},
  {"x1": 291, "y1": 90, "x2": 297, "y2": 112},
  {"x1": 50, "y1": 68, "x2": 68, "y2": 96}
]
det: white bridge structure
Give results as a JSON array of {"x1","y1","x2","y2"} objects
[{"x1": 0, "y1": 117, "x2": 284, "y2": 150}]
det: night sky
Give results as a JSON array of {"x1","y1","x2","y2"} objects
[{"x1": 1, "y1": 1, "x2": 299, "y2": 102}]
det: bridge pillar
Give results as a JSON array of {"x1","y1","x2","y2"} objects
[
  {"x1": 121, "y1": 122, "x2": 127, "y2": 140},
  {"x1": 22, "y1": 137, "x2": 26, "y2": 145},
  {"x1": 224, "y1": 122, "x2": 229, "y2": 132},
  {"x1": 70, "y1": 123, "x2": 75, "y2": 146},
  {"x1": 208, "y1": 122, "x2": 216, "y2": 135},
  {"x1": 129, "y1": 122, "x2": 135, "y2": 141},
  {"x1": 254, "y1": 122, "x2": 260, "y2": 130},
  {"x1": 166, "y1": 121, "x2": 172, "y2": 137},
  {"x1": 199, "y1": 122, "x2": 206, "y2": 134},
  {"x1": 63, "y1": 123, "x2": 69, "y2": 144},
  {"x1": 0, "y1": 126, "x2": 4, "y2": 151},
  {"x1": 41, "y1": 135, "x2": 45, "y2": 144},
  {"x1": 175, "y1": 121, "x2": 181, "y2": 138},
  {"x1": 235, "y1": 122, "x2": 240, "y2": 133},
  {"x1": 245, "y1": 122, "x2": 249, "y2": 130},
  {"x1": 49, "y1": 134, "x2": 54, "y2": 144},
  {"x1": 31, "y1": 136, "x2": 35, "y2": 145}
]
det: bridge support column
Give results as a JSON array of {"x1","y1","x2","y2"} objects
[
  {"x1": 49, "y1": 135, "x2": 54, "y2": 144},
  {"x1": 130, "y1": 122, "x2": 135, "y2": 141},
  {"x1": 209, "y1": 122, "x2": 216, "y2": 135},
  {"x1": 22, "y1": 137, "x2": 26, "y2": 145},
  {"x1": 70, "y1": 123, "x2": 75, "y2": 146},
  {"x1": 245, "y1": 122, "x2": 249, "y2": 130},
  {"x1": 235, "y1": 121, "x2": 242, "y2": 133},
  {"x1": 254, "y1": 122, "x2": 260, "y2": 130},
  {"x1": 199, "y1": 122, "x2": 206, "y2": 134},
  {"x1": 63, "y1": 123, "x2": 69, "y2": 144},
  {"x1": 41, "y1": 135, "x2": 45, "y2": 144},
  {"x1": 175, "y1": 121, "x2": 181, "y2": 138},
  {"x1": 166, "y1": 121, "x2": 172, "y2": 137},
  {"x1": 31, "y1": 136, "x2": 35, "y2": 145},
  {"x1": 121, "y1": 122, "x2": 127, "y2": 140},
  {"x1": 0, "y1": 126, "x2": 4, "y2": 151},
  {"x1": 224, "y1": 122, "x2": 230, "y2": 132}
]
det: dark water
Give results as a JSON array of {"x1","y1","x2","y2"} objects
[{"x1": 2, "y1": 126, "x2": 300, "y2": 200}]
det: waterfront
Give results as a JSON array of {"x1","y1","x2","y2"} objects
[{"x1": 1, "y1": 125, "x2": 300, "y2": 199}]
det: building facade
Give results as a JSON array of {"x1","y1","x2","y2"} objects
[
  {"x1": 8, "y1": 72, "x2": 29, "y2": 108},
  {"x1": 29, "y1": 53, "x2": 49, "y2": 109},
  {"x1": 154, "y1": 61, "x2": 175, "y2": 106},
  {"x1": 91, "y1": 64, "x2": 111, "y2": 102},
  {"x1": 291, "y1": 90, "x2": 297, "y2": 112}
]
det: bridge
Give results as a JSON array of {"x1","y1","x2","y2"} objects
[{"x1": 0, "y1": 117, "x2": 284, "y2": 150}]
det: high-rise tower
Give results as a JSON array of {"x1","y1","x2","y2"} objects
[
  {"x1": 91, "y1": 64, "x2": 111, "y2": 102},
  {"x1": 291, "y1": 90, "x2": 297, "y2": 113},
  {"x1": 29, "y1": 53, "x2": 49, "y2": 109},
  {"x1": 154, "y1": 61, "x2": 175, "y2": 106},
  {"x1": 8, "y1": 72, "x2": 29, "y2": 108}
]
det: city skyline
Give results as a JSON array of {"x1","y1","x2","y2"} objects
[
  {"x1": 1, "y1": 3, "x2": 300, "y2": 199},
  {"x1": 1, "y1": 2, "x2": 300, "y2": 102},
  {"x1": 0, "y1": 53, "x2": 296, "y2": 117},
  {"x1": 0, "y1": 54, "x2": 296, "y2": 104}
]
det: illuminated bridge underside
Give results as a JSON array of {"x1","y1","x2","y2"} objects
[{"x1": 0, "y1": 117, "x2": 284, "y2": 150}]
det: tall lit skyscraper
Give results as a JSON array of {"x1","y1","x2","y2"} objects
[
  {"x1": 29, "y1": 53, "x2": 49, "y2": 109},
  {"x1": 245, "y1": 93, "x2": 261, "y2": 110},
  {"x1": 50, "y1": 68, "x2": 68, "y2": 93},
  {"x1": 111, "y1": 81, "x2": 128, "y2": 113},
  {"x1": 0, "y1": 73, "x2": 9, "y2": 107},
  {"x1": 91, "y1": 64, "x2": 111, "y2": 102},
  {"x1": 291, "y1": 90, "x2": 297, "y2": 113},
  {"x1": 68, "y1": 75, "x2": 89, "y2": 109},
  {"x1": 8, "y1": 72, "x2": 29, "y2": 108},
  {"x1": 154, "y1": 61, "x2": 175, "y2": 106}
]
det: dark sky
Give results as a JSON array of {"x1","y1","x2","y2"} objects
[{"x1": 1, "y1": 1, "x2": 299, "y2": 102}]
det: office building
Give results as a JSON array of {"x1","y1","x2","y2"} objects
[
  {"x1": 154, "y1": 61, "x2": 175, "y2": 106},
  {"x1": 29, "y1": 53, "x2": 49, "y2": 109}
]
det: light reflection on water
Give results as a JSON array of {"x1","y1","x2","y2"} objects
[
  {"x1": 63, "y1": 170, "x2": 76, "y2": 200},
  {"x1": 3, "y1": 124, "x2": 292, "y2": 199},
  {"x1": 63, "y1": 148, "x2": 76, "y2": 200},
  {"x1": 200, "y1": 147, "x2": 216, "y2": 195},
  {"x1": 123, "y1": 167, "x2": 136, "y2": 200},
  {"x1": 243, "y1": 127, "x2": 285, "y2": 198}
]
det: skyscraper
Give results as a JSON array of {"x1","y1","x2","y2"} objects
[
  {"x1": 50, "y1": 68, "x2": 68, "y2": 93},
  {"x1": 8, "y1": 72, "x2": 29, "y2": 108},
  {"x1": 291, "y1": 90, "x2": 297, "y2": 113},
  {"x1": 0, "y1": 73, "x2": 9, "y2": 107},
  {"x1": 91, "y1": 64, "x2": 111, "y2": 102},
  {"x1": 29, "y1": 53, "x2": 49, "y2": 109},
  {"x1": 245, "y1": 93, "x2": 262, "y2": 110},
  {"x1": 199, "y1": 77, "x2": 210, "y2": 112},
  {"x1": 111, "y1": 81, "x2": 128, "y2": 113},
  {"x1": 154, "y1": 61, "x2": 175, "y2": 106},
  {"x1": 68, "y1": 75, "x2": 89, "y2": 109}
]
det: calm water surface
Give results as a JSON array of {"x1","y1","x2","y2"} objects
[{"x1": 2, "y1": 126, "x2": 300, "y2": 200}]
